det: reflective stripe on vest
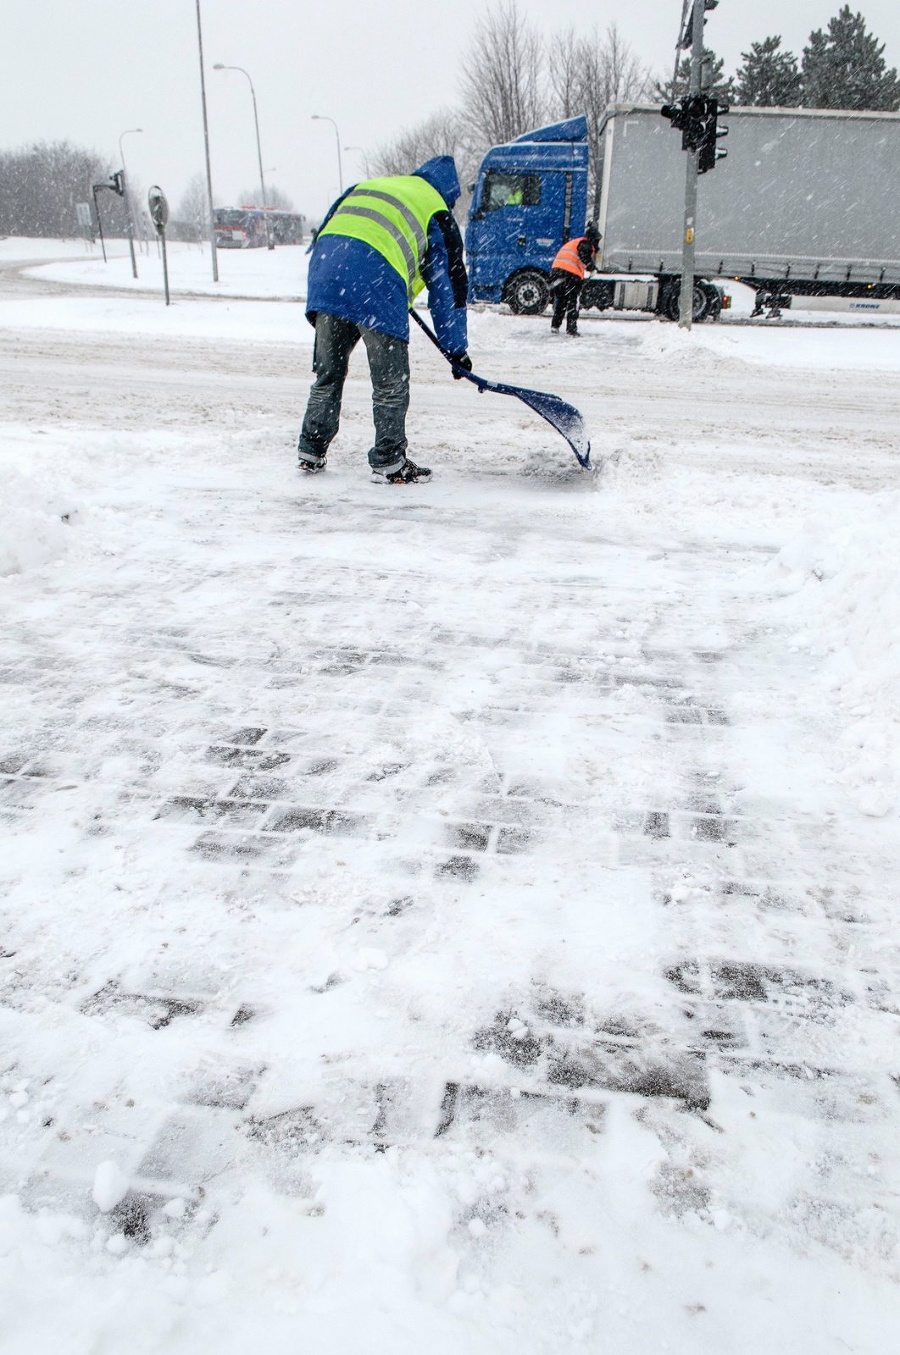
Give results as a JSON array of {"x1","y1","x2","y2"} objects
[
  {"x1": 552, "y1": 237, "x2": 586, "y2": 280},
  {"x1": 318, "y1": 176, "x2": 446, "y2": 302}
]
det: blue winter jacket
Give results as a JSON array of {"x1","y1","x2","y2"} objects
[{"x1": 306, "y1": 156, "x2": 469, "y2": 356}]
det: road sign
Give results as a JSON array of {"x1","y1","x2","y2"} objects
[
  {"x1": 75, "y1": 202, "x2": 92, "y2": 228},
  {"x1": 147, "y1": 186, "x2": 171, "y2": 305},
  {"x1": 148, "y1": 186, "x2": 169, "y2": 232}
]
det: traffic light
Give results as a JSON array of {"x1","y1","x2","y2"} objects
[
  {"x1": 661, "y1": 96, "x2": 728, "y2": 171},
  {"x1": 661, "y1": 95, "x2": 707, "y2": 152},
  {"x1": 698, "y1": 100, "x2": 728, "y2": 174},
  {"x1": 661, "y1": 102, "x2": 688, "y2": 134},
  {"x1": 682, "y1": 95, "x2": 710, "y2": 152},
  {"x1": 111, "y1": 170, "x2": 125, "y2": 196}
]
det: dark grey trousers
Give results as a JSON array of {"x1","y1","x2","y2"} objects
[
  {"x1": 550, "y1": 269, "x2": 582, "y2": 333},
  {"x1": 297, "y1": 313, "x2": 410, "y2": 471}
]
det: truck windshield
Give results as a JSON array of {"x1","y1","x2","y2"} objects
[{"x1": 481, "y1": 173, "x2": 542, "y2": 213}]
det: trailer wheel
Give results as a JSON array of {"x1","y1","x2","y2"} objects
[
  {"x1": 701, "y1": 281, "x2": 723, "y2": 321},
  {"x1": 505, "y1": 270, "x2": 550, "y2": 315},
  {"x1": 662, "y1": 281, "x2": 711, "y2": 323}
]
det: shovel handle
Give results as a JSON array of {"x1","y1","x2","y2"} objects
[{"x1": 409, "y1": 308, "x2": 487, "y2": 388}]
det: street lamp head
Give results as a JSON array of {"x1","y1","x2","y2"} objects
[
  {"x1": 311, "y1": 116, "x2": 343, "y2": 192},
  {"x1": 213, "y1": 63, "x2": 225, "y2": 69},
  {"x1": 118, "y1": 128, "x2": 143, "y2": 161}
]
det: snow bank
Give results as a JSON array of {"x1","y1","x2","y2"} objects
[
  {"x1": 767, "y1": 495, "x2": 900, "y2": 816},
  {"x1": 0, "y1": 466, "x2": 77, "y2": 577},
  {"x1": 640, "y1": 315, "x2": 900, "y2": 370},
  {"x1": 25, "y1": 239, "x2": 311, "y2": 301},
  {"x1": 0, "y1": 236, "x2": 128, "y2": 263}
]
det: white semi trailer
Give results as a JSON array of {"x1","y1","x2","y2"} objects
[{"x1": 467, "y1": 106, "x2": 900, "y2": 322}]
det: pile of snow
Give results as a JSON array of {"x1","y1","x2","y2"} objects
[
  {"x1": 0, "y1": 237, "x2": 121, "y2": 262},
  {"x1": 25, "y1": 239, "x2": 311, "y2": 301},
  {"x1": 768, "y1": 494, "x2": 900, "y2": 816},
  {"x1": 0, "y1": 466, "x2": 77, "y2": 577}
]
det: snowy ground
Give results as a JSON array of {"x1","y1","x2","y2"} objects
[
  {"x1": 16, "y1": 235, "x2": 311, "y2": 301},
  {"x1": 1, "y1": 243, "x2": 900, "y2": 1353}
]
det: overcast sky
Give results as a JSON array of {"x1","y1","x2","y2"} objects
[{"x1": 3, "y1": 0, "x2": 898, "y2": 222}]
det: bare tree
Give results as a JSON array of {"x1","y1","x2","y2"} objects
[
  {"x1": 371, "y1": 109, "x2": 484, "y2": 219},
  {"x1": 0, "y1": 141, "x2": 127, "y2": 238},
  {"x1": 546, "y1": 25, "x2": 654, "y2": 216},
  {"x1": 459, "y1": 1, "x2": 546, "y2": 145},
  {"x1": 546, "y1": 28, "x2": 584, "y2": 118},
  {"x1": 597, "y1": 23, "x2": 654, "y2": 103},
  {"x1": 359, "y1": 12, "x2": 655, "y2": 230},
  {"x1": 371, "y1": 109, "x2": 467, "y2": 176},
  {"x1": 238, "y1": 183, "x2": 295, "y2": 211},
  {"x1": 171, "y1": 172, "x2": 209, "y2": 242}
]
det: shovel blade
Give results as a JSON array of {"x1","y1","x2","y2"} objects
[
  {"x1": 410, "y1": 308, "x2": 591, "y2": 468},
  {"x1": 482, "y1": 377, "x2": 591, "y2": 468}
]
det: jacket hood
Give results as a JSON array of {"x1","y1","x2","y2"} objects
[{"x1": 413, "y1": 155, "x2": 460, "y2": 209}]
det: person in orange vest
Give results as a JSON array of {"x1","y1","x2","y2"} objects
[{"x1": 549, "y1": 222, "x2": 601, "y2": 337}]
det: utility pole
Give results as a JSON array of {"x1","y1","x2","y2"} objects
[
  {"x1": 678, "y1": 0, "x2": 707, "y2": 329},
  {"x1": 118, "y1": 129, "x2": 142, "y2": 280},
  {"x1": 195, "y1": 0, "x2": 219, "y2": 282}
]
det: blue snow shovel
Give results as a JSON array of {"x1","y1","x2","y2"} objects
[{"x1": 410, "y1": 309, "x2": 591, "y2": 469}]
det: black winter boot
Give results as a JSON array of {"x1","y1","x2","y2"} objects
[{"x1": 371, "y1": 458, "x2": 432, "y2": 484}]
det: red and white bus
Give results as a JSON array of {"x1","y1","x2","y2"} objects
[{"x1": 213, "y1": 207, "x2": 306, "y2": 248}]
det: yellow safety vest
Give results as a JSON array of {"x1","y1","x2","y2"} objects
[{"x1": 318, "y1": 175, "x2": 447, "y2": 301}]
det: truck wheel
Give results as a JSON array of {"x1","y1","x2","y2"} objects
[
  {"x1": 662, "y1": 281, "x2": 711, "y2": 323},
  {"x1": 701, "y1": 281, "x2": 723, "y2": 321},
  {"x1": 505, "y1": 270, "x2": 550, "y2": 315}
]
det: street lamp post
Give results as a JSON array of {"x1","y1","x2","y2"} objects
[
  {"x1": 344, "y1": 145, "x2": 369, "y2": 179},
  {"x1": 214, "y1": 63, "x2": 273, "y2": 249},
  {"x1": 312, "y1": 115, "x2": 343, "y2": 195},
  {"x1": 118, "y1": 127, "x2": 142, "y2": 279},
  {"x1": 195, "y1": 0, "x2": 219, "y2": 282}
]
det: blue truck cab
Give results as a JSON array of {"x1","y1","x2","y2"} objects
[
  {"x1": 466, "y1": 110, "x2": 730, "y2": 322},
  {"x1": 466, "y1": 116, "x2": 590, "y2": 315}
]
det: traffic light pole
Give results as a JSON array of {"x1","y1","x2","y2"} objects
[
  {"x1": 91, "y1": 174, "x2": 126, "y2": 266},
  {"x1": 678, "y1": 0, "x2": 706, "y2": 329},
  {"x1": 92, "y1": 185, "x2": 108, "y2": 264}
]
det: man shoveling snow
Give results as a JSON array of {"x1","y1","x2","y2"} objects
[{"x1": 296, "y1": 155, "x2": 471, "y2": 484}]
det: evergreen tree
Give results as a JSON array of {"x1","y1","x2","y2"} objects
[
  {"x1": 657, "y1": 48, "x2": 736, "y2": 104},
  {"x1": 801, "y1": 6, "x2": 900, "y2": 111},
  {"x1": 734, "y1": 36, "x2": 801, "y2": 106}
]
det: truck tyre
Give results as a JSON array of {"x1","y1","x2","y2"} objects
[
  {"x1": 662, "y1": 281, "x2": 711, "y2": 323},
  {"x1": 505, "y1": 270, "x2": 550, "y2": 315}
]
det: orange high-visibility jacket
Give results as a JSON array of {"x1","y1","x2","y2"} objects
[{"x1": 551, "y1": 236, "x2": 592, "y2": 279}]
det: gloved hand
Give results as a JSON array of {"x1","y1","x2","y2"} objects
[{"x1": 452, "y1": 353, "x2": 473, "y2": 380}]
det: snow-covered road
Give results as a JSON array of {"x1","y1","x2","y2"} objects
[{"x1": 1, "y1": 248, "x2": 899, "y2": 1353}]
